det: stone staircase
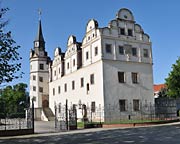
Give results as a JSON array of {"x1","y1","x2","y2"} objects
[{"x1": 43, "y1": 107, "x2": 55, "y2": 121}]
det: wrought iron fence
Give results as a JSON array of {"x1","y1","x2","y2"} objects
[
  {"x1": 0, "y1": 100, "x2": 34, "y2": 132},
  {"x1": 55, "y1": 99, "x2": 178, "y2": 130}
]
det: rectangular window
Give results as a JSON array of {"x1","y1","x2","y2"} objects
[
  {"x1": 120, "y1": 28, "x2": 125, "y2": 35},
  {"x1": 54, "y1": 70, "x2": 56, "y2": 76},
  {"x1": 72, "y1": 81, "x2": 75, "y2": 90},
  {"x1": 67, "y1": 62, "x2": 69, "y2": 69},
  {"x1": 143, "y1": 49, "x2": 149, "y2": 58},
  {"x1": 132, "y1": 48, "x2": 137, "y2": 56},
  {"x1": 119, "y1": 46, "x2": 124, "y2": 55},
  {"x1": 59, "y1": 67, "x2": 61, "y2": 74},
  {"x1": 33, "y1": 86, "x2": 36, "y2": 92},
  {"x1": 39, "y1": 64, "x2": 44, "y2": 70},
  {"x1": 133, "y1": 99, "x2": 140, "y2": 111},
  {"x1": 39, "y1": 87, "x2": 43, "y2": 93},
  {"x1": 87, "y1": 83, "x2": 90, "y2": 94},
  {"x1": 81, "y1": 78, "x2": 84, "y2": 87},
  {"x1": 58, "y1": 86, "x2": 61, "y2": 94},
  {"x1": 53, "y1": 88, "x2": 55, "y2": 96},
  {"x1": 39, "y1": 76, "x2": 43, "y2": 82},
  {"x1": 64, "y1": 83, "x2": 67, "y2": 92},
  {"x1": 106, "y1": 44, "x2": 112, "y2": 53},
  {"x1": 90, "y1": 74, "x2": 94, "y2": 85},
  {"x1": 128, "y1": 29, "x2": 133, "y2": 36},
  {"x1": 73, "y1": 59, "x2": 75, "y2": 66},
  {"x1": 119, "y1": 99, "x2": 127, "y2": 111},
  {"x1": 132, "y1": 72, "x2": 138, "y2": 84},
  {"x1": 86, "y1": 52, "x2": 89, "y2": 60},
  {"x1": 118, "y1": 72, "x2": 125, "y2": 83},
  {"x1": 33, "y1": 75, "x2": 36, "y2": 81},
  {"x1": 91, "y1": 101, "x2": 96, "y2": 112},
  {"x1": 95, "y1": 47, "x2": 98, "y2": 56}
]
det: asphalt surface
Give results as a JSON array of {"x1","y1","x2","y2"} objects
[{"x1": 1, "y1": 122, "x2": 180, "y2": 144}]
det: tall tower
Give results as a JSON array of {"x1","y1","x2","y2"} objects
[{"x1": 30, "y1": 19, "x2": 50, "y2": 111}]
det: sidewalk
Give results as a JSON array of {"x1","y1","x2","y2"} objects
[{"x1": 0, "y1": 121, "x2": 180, "y2": 140}]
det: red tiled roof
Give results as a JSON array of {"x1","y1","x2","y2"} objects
[{"x1": 153, "y1": 84, "x2": 166, "y2": 92}]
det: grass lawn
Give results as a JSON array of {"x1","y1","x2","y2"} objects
[{"x1": 104, "y1": 119, "x2": 176, "y2": 124}]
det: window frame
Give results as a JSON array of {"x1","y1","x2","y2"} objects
[
  {"x1": 143, "y1": 49, "x2": 149, "y2": 58},
  {"x1": 132, "y1": 48, "x2": 137, "y2": 56},
  {"x1": 86, "y1": 51, "x2": 89, "y2": 60},
  {"x1": 128, "y1": 29, "x2": 133, "y2": 36},
  {"x1": 33, "y1": 75, "x2": 36, "y2": 81},
  {"x1": 80, "y1": 77, "x2": 84, "y2": 87},
  {"x1": 133, "y1": 99, "x2": 140, "y2": 111},
  {"x1": 72, "y1": 80, "x2": 75, "y2": 90},
  {"x1": 33, "y1": 86, "x2": 36, "y2": 92},
  {"x1": 53, "y1": 88, "x2": 55, "y2": 96},
  {"x1": 39, "y1": 64, "x2": 44, "y2": 70},
  {"x1": 58, "y1": 86, "x2": 61, "y2": 94},
  {"x1": 39, "y1": 76, "x2": 43, "y2": 82},
  {"x1": 119, "y1": 46, "x2": 124, "y2": 55},
  {"x1": 118, "y1": 72, "x2": 125, "y2": 83},
  {"x1": 73, "y1": 59, "x2": 76, "y2": 66},
  {"x1": 64, "y1": 83, "x2": 67, "y2": 92},
  {"x1": 120, "y1": 28, "x2": 125, "y2": 35},
  {"x1": 132, "y1": 72, "x2": 138, "y2": 84},
  {"x1": 95, "y1": 46, "x2": 98, "y2": 56},
  {"x1": 119, "y1": 99, "x2": 127, "y2": 112},
  {"x1": 67, "y1": 62, "x2": 70, "y2": 69},
  {"x1": 90, "y1": 74, "x2": 95, "y2": 85},
  {"x1": 91, "y1": 101, "x2": 96, "y2": 112},
  {"x1": 39, "y1": 87, "x2": 43, "y2": 93},
  {"x1": 105, "y1": 44, "x2": 112, "y2": 54}
]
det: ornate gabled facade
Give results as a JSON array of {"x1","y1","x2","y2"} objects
[{"x1": 30, "y1": 8, "x2": 154, "y2": 121}]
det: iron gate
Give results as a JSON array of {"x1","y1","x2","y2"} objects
[{"x1": 55, "y1": 100, "x2": 77, "y2": 131}]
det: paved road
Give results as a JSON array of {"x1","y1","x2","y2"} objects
[
  {"x1": 1, "y1": 123, "x2": 180, "y2": 144},
  {"x1": 34, "y1": 121, "x2": 56, "y2": 133}
]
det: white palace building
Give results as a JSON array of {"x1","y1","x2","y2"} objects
[{"x1": 30, "y1": 8, "x2": 154, "y2": 121}]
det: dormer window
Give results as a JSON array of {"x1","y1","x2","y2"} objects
[
  {"x1": 120, "y1": 28, "x2": 125, "y2": 35},
  {"x1": 124, "y1": 15, "x2": 128, "y2": 19}
]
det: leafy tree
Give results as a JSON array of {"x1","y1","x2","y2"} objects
[
  {"x1": 0, "y1": 83, "x2": 29, "y2": 118},
  {"x1": 165, "y1": 57, "x2": 180, "y2": 98},
  {"x1": 0, "y1": 7, "x2": 22, "y2": 85},
  {"x1": 158, "y1": 87, "x2": 168, "y2": 98}
]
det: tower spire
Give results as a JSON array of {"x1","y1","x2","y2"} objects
[
  {"x1": 38, "y1": 8, "x2": 42, "y2": 21},
  {"x1": 35, "y1": 9, "x2": 44, "y2": 42},
  {"x1": 35, "y1": 20, "x2": 44, "y2": 42}
]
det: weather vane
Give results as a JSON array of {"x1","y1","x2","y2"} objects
[{"x1": 38, "y1": 8, "x2": 42, "y2": 20}]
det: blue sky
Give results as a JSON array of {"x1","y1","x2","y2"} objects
[{"x1": 2, "y1": 0, "x2": 180, "y2": 89}]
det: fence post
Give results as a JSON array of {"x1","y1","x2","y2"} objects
[
  {"x1": 65, "y1": 99, "x2": 68, "y2": 130},
  {"x1": 54, "y1": 104, "x2": 57, "y2": 129},
  {"x1": 32, "y1": 99, "x2": 34, "y2": 133}
]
